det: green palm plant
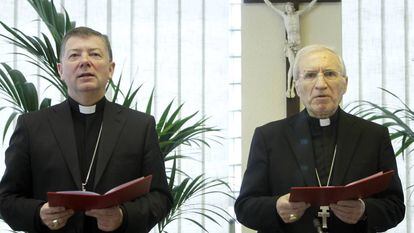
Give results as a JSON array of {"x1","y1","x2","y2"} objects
[
  {"x1": 158, "y1": 155, "x2": 233, "y2": 233},
  {"x1": 0, "y1": 63, "x2": 51, "y2": 140},
  {"x1": 144, "y1": 96, "x2": 232, "y2": 232},
  {"x1": 347, "y1": 88, "x2": 414, "y2": 157},
  {"x1": 347, "y1": 88, "x2": 414, "y2": 193},
  {"x1": 0, "y1": 0, "x2": 234, "y2": 232},
  {"x1": 0, "y1": 0, "x2": 74, "y2": 96}
]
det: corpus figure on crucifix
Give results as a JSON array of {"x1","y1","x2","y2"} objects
[{"x1": 264, "y1": 0, "x2": 317, "y2": 98}]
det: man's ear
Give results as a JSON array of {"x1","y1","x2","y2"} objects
[
  {"x1": 57, "y1": 63, "x2": 63, "y2": 80},
  {"x1": 293, "y1": 79, "x2": 300, "y2": 96},
  {"x1": 108, "y1": 62, "x2": 115, "y2": 80},
  {"x1": 342, "y1": 76, "x2": 348, "y2": 94}
]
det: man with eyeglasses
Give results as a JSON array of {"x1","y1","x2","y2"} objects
[{"x1": 235, "y1": 45, "x2": 405, "y2": 233}]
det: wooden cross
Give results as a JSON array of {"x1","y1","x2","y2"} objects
[{"x1": 244, "y1": 0, "x2": 341, "y2": 117}]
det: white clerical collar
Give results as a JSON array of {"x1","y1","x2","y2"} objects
[
  {"x1": 79, "y1": 104, "x2": 96, "y2": 114},
  {"x1": 319, "y1": 118, "x2": 331, "y2": 127}
]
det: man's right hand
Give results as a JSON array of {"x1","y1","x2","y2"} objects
[
  {"x1": 276, "y1": 193, "x2": 310, "y2": 223},
  {"x1": 40, "y1": 202, "x2": 74, "y2": 230}
]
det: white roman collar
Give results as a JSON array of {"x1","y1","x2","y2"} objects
[
  {"x1": 319, "y1": 118, "x2": 331, "y2": 127},
  {"x1": 79, "y1": 104, "x2": 96, "y2": 114}
]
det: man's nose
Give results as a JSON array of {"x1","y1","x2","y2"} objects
[
  {"x1": 79, "y1": 54, "x2": 91, "y2": 67},
  {"x1": 314, "y1": 74, "x2": 328, "y2": 89}
]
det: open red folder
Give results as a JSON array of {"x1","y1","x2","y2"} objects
[
  {"x1": 289, "y1": 170, "x2": 394, "y2": 206},
  {"x1": 47, "y1": 175, "x2": 152, "y2": 211}
]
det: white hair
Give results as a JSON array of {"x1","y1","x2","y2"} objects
[{"x1": 292, "y1": 44, "x2": 347, "y2": 80}]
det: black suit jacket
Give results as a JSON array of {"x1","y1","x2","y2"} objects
[
  {"x1": 235, "y1": 109, "x2": 405, "y2": 233},
  {"x1": 0, "y1": 100, "x2": 172, "y2": 233}
]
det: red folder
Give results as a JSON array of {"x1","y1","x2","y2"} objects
[
  {"x1": 47, "y1": 175, "x2": 152, "y2": 211},
  {"x1": 289, "y1": 170, "x2": 394, "y2": 206}
]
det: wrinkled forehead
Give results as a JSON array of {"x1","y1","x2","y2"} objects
[{"x1": 298, "y1": 50, "x2": 343, "y2": 72}]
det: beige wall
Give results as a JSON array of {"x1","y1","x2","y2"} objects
[{"x1": 240, "y1": 2, "x2": 342, "y2": 233}]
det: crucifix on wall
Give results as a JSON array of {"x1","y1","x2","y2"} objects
[
  {"x1": 244, "y1": 0, "x2": 341, "y2": 117},
  {"x1": 264, "y1": 0, "x2": 318, "y2": 99}
]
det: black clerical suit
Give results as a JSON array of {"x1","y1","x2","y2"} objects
[
  {"x1": 235, "y1": 109, "x2": 405, "y2": 233},
  {"x1": 0, "y1": 99, "x2": 172, "y2": 233}
]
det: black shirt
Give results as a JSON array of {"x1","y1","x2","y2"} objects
[
  {"x1": 306, "y1": 109, "x2": 339, "y2": 186},
  {"x1": 68, "y1": 97, "x2": 105, "y2": 232},
  {"x1": 68, "y1": 97, "x2": 105, "y2": 191}
]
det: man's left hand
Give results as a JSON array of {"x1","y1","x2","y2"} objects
[
  {"x1": 330, "y1": 199, "x2": 365, "y2": 224},
  {"x1": 85, "y1": 205, "x2": 124, "y2": 231}
]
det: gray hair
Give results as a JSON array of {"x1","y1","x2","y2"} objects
[{"x1": 292, "y1": 44, "x2": 347, "y2": 80}]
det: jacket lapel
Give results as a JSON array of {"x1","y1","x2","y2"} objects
[
  {"x1": 331, "y1": 109, "x2": 362, "y2": 185},
  {"x1": 48, "y1": 101, "x2": 82, "y2": 189},
  {"x1": 286, "y1": 111, "x2": 318, "y2": 186},
  {"x1": 93, "y1": 101, "x2": 127, "y2": 189}
]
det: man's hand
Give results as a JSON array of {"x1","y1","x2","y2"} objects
[
  {"x1": 276, "y1": 193, "x2": 310, "y2": 223},
  {"x1": 330, "y1": 199, "x2": 366, "y2": 224},
  {"x1": 40, "y1": 202, "x2": 74, "y2": 230},
  {"x1": 85, "y1": 205, "x2": 124, "y2": 231}
]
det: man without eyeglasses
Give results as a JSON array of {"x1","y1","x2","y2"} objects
[
  {"x1": 235, "y1": 44, "x2": 405, "y2": 233},
  {"x1": 0, "y1": 27, "x2": 172, "y2": 233}
]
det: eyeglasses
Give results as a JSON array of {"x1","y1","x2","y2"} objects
[{"x1": 300, "y1": 69, "x2": 343, "y2": 81}]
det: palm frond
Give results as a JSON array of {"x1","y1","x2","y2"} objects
[
  {"x1": 145, "y1": 89, "x2": 155, "y2": 115},
  {"x1": 3, "y1": 112, "x2": 19, "y2": 142},
  {"x1": 0, "y1": 0, "x2": 71, "y2": 96},
  {"x1": 346, "y1": 89, "x2": 414, "y2": 156},
  {"x1": 157, "y1": 108, "x2": 219, "y2": 156},
  {"x1": 0, "y1": 22, "x2": 67, "y2": 96},
  {"x1": 0, "y1": 63, "x2": 51, "y2": 140},
  {"x1": 27, "y1": 0, "x2": 75, "y2": 58},
  {"x1": 107, "y1": 74, "x2": 142, "y2": 108},
  {"x1": 143, "y1": 89, "x2": 220, "y2": 157},
  {"x1": 158, "y1": 171, "x2": 234, "y2": 232}
]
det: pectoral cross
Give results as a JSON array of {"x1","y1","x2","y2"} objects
[{"x1": 318, "y1": 206, "x2": 330, "y2": 229}]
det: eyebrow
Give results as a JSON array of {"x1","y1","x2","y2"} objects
[
  {"x1": 303, "y1": 68, "x2": 339, "y2": 72},
  {"x1": 67, "y1": 48, "x2": 103, "y2": 53}
]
